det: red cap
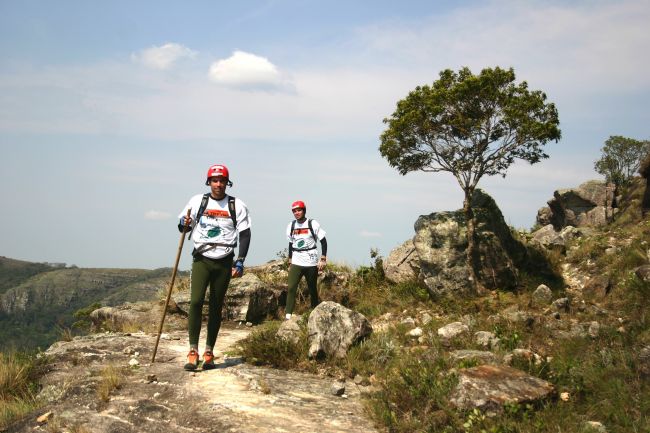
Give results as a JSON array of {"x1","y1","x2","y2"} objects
[{"x1": 291, "y1": 200, "x2": 306, "y2": 210}]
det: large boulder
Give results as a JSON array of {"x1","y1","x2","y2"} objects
[
  {"x1": 89, "y1": 302, "x2": 156, "y2": 331},
  {"x1": 536, "y1": 180, "x2": 616, "y2": 230},
  {"x1": 307, "y1": 301, "x2": 372, "y2": 358},
  {"x1": 413, "y1": 189, "x2": 528, "y2": 297},
  {"x1": 383, "y1": 239, "x2": 420, "y2": 283}
]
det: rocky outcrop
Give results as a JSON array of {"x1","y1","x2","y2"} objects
[
  {"x1": 536, "y1": 180, "x2": 616, "y2": 230},
  {"x1": 383, "y1": 239, "x2": 419, "y2": 283},
  {"x1": 89, "y1": 302, "x2": 156, "y2": 331},
  {"x1": 414, "y1": 189, "x2": 528, "y2": 297},
  {"x1": 449, "y1": 365, "x2": 555, "y2": 414},
  {"x1": 307, "y1": 301, "x2": 372, "y2": 358}
]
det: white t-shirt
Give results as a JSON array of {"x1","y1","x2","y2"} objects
[
  {"x1": 179, "y1": 194, "x2": 251, "y2": 259},
  {"x1": 286, "y1": 219, "x2": 326, "y2": 267}
]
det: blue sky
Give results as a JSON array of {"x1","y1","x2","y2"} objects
[{"x1": 1, "y1": 0, "x2": 649, "y2": 270}]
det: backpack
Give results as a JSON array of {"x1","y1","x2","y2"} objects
[{"x1": 290, "y1": 219, "x2": 317, "y2": 251}]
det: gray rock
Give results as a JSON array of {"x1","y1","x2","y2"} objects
[
  {"x1": 583, "y1": 275, "x2": 611, "y2": 299},
  {"x1": 536, "y1": 180, "x2": 616, "y2": 230},
  {"x1": 414, "y1": 189, "x2": 528, "y2": 297},
  {"x1": 449, "y1": 365, "x2": 555, "y2": 414},
  {"x1": 582, "y1": 420, "x2": 607, "y2": 432},
  {"x1": 89, "y1": 303, "x2": 154, "y2": 331},
  {"x1": 437, "y1": 322, "x2": 469, "y2": 341},
  {"x1": 503, "y1": 349, "x2": 542, "y2": 366},
  {"x1": 331, "y1": 380, "x2": 346, "y2": 396},
  {"x1": 448, "y1": 350, "x2": 498, "y2": 365},
  {"x1": 634, "y1": 265, "x2": 650, "y2": 283},
  {"x1": 474, "y1": 331, "x2": 499, "y2": 349},
  {"x1": 383, "y1": 239, "x2": 420, "y2": 284},
  {"x1": 551, "y1": 297, "x2": 570, "y2": 312},
  {"x1": 277, "y1": 316, "x2": 302, "y2": 344},
  {"x1": 531, "y1": 284, "x2": 553, "y2": 307},
  {"x1": 530, "y1": 225, "x2": 582, "y2": 252},
  {"x1": 307, "y1": 301, "x2": 372, "y2": 359}
]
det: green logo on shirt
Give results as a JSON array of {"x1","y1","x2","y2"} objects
[
  {"x1": 297, "y1": 239, "x2": 305, "y2": 248},
  {"x1": 208, "y1": 227, "x2": 221, "y2": 237}
]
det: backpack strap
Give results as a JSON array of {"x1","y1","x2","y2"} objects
[
  {"x1": 187, "y1": 193, "x2": 210, "y2": 240},
  {"x1": 307, "y1": 219, "x2": 317, "y2": 242},
  {"x1": 290, "y1": 220, "x2": 296, "y2": 241},
  {"x1": 228, "y1": 195, "x2": 237, "y2": 230}
]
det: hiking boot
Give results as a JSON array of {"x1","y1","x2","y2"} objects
[
  {"x1": 184, "y1": 349, "x2": 200, "y2": 371},
  {"x1": 202, "y1": 350, "x2": 216, "y2": 370}
]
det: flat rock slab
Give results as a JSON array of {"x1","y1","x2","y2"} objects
[
  {"x1": 449, "y1": 364, "x2": 555, "y2": 414},
  {"x1": 8, "y1": 325, "x2": 378, "y2": 433}
]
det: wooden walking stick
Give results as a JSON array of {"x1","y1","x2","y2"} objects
[{"x1": 151, "y1": 208, "x2": 191, "y2": 363}]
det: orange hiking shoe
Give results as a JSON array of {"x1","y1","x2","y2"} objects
[
  {"x1": 202, "y1": 350, "x2": 216, "y2": 370},
  {"x1": 184, "y1": 349, "x2": 200, "y2": 371}
]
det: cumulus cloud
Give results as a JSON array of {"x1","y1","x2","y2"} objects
[
  {"x1": 208, "y1": 50, "x2": 292, "y2": 91},
  {"x1": 359, "y1": 230, "x2": 382, "y2": 238},
  {"x1": 144, "y1": 210, "x2": 171, "y2": 220},
  {"x1": 132, "y1": 43, "x2": 197, "y2": 70}
]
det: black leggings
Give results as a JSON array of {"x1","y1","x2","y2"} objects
[
  {"x1": 188, "y1": 254, "x2": 233, "y2": 347},
  {"x1": 286, "y1": 264, "x2": 319, "y2": 314}
]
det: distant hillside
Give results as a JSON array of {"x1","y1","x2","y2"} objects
[
  {"x1": 0, "y1": 260, "x2": 184, "y2": 351},
  {"x1": 0, "y1": 256, "x2": 56, "y2": 296}
]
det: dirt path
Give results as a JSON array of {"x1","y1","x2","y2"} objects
[{"x1": 8, "y1": 325, "x2": 379, "y2": 433}]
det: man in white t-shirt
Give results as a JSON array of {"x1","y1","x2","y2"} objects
[
  {"x1": 284, "y1": 200, "x2": 327, "y2": 320},
  {"x1": 177, "y1": 164, "x2": 251, "y2": 370}
]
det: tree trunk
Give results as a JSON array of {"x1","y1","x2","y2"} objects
[{"x1": 463, "y1": 188, "x2": 485, "y2": 294}]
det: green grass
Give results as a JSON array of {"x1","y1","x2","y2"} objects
[{"x1": 0, "y1": 351, "x2": 47, "y2": 430}]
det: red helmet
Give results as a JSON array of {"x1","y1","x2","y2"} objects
[
  {"x1": 205, "y1": 164, "x2": 232, "y2": 186},
  {"x1": 291, "y1": 200, "x2": 306, "y2": 210}
]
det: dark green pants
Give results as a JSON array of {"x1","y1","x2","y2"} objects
[
  {"x1": 188, "y1": 254, "x2": 233, "y2": 347},
  {"x1": 286, "y1": 264, "x2": 319, "y2": 314}
]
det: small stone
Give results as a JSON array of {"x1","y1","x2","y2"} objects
[
  {"x1": 146, "y1": 374, "x2": 158, "y2": 383},
  {"x1": 129, "y1": 358, "x2": 140, "y2": 367},
  {"x1": 560, "y1": 392, "x2": 570, "y2": 401},
  {"x1": 330, "y1": 380, "x2": 346, "y2": 396},
  {"x1": 583, "y1": 420, "x2": 607, "y2": 432},
  {"x1": 160, "y1": 333, "x2": 171, "y2": 340},
  {"x1": 153, "y1": 392, "x2": 161, "y2": 399},
  {"x1": 353, "y1": 374, "x2": 370, "y2": 386},
  {"x1": 36, "y1": 411, "x2": 53, "y2": 423},
  {"x1": 245, "y1": 322, "x2": 253, "y2": 327},
  {"x1": 407, "y1": 327, "x2": 423, "y2": 338}
]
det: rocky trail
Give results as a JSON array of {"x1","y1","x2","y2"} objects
[{"x1": 10, "y1": 325, "x2": 377, "y2": 433}]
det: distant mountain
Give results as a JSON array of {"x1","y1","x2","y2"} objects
[{"x1": 0, "y1": 257, "x2": 184, "y2": 351}]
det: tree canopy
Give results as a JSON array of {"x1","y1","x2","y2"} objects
[
  {"x1": 379, "y1": 66, "x2": 561, "y2": 192},
  {"x1": 594, "y1": 135, "x2": 650, "y2": 186}
]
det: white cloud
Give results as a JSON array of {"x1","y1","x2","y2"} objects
[
  {"x1": 144, "y1": 210, "x2": 171, "y2": 220},
  {"x1": 208, "y1": 50, "x2": 292, "y2": 91},
  {"x1": 359, "y1": 230, "x2": 382, "y2": 238},
  {"x1": 132, "y1": 43, "x2": 197, "y2": 70}
]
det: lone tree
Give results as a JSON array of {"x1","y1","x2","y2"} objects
[
  {"x1": 379, "y1": 66, "x2": 561, "y2": 290},
  {"x1": 594, "y1": 135, "x2": 650, "y2": 187}
]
